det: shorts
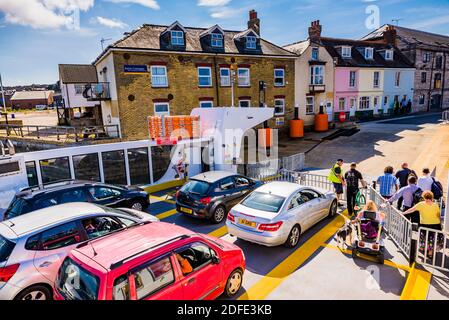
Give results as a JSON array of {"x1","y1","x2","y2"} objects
[{"x1": 333, "y1": 182, "x2": 343, "y2": 194}]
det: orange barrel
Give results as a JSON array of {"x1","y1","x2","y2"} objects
[
  {"x1": 289, "y1": 119, "x2": 304, "y2": 138},
  {"x1": 314, "y1": 114, "x2": 329, "y2": 132},
  {"x1": 258, "y1": 128, "x2": 273, "y2": 148}
]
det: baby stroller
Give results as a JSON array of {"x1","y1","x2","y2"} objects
[{"x1": 352, "y1": 211, "x2": 385, "y2": 264}]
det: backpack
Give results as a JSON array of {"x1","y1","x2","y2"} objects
[
  {"x1": 412, "y1": 187, "x2": 423, "y2": 206},
  {"x1": 345, "y1": 170, "x2": 359, "y2": 188},
  {"x1": 431, "y1": 178, "x2": 444, "y2": 200}
]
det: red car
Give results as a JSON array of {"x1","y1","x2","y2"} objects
[{"x1": 54, "y1": 222, "x2": 245, "y2": 300}]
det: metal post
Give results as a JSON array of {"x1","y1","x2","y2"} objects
[
  {"x1": 230, "y1": 65, "x2": 236, "y2": 108},
  {"x1": 445, "y1": 172, "x2": 449, "y2": 233},
  {"x1": 0, "y1": 72, "x2": 6, "y2": 113}
]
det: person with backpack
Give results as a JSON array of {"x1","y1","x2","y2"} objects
[
  {"x1": 388, "y1": 176, "x2": 422, "y2": 224},
  {"x1": 403, "y1": 191, "x2": 441, "y2": 231},
  {"x1": 377, "y1": 166, "x2": 399, "y2": 200},
  {"x1": 395, "y1": 163, "x2": 417, "y2": 210},
  {"x1": 328, "y1": 159, "x2": 346, "y2": 206},
  {"x1": 418, "y1": 168, "x2": 434, "y2": 192},
  {"x1": 344, "y1": 162, "x2": 366, "y2": 217}
]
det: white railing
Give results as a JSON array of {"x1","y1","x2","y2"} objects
[
  {"x1": 282, "y1": 153, "x2": 305, "y2": 171},
  {"x1": 416, "y1": 227, "x2": 449, "y2": 272}
]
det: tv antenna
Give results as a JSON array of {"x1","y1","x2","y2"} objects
[
  {"x1": 391, "y1": 19, "x2": 403, "y2": 26},
  {"x1": 101, "y1": 37, "x2": 112, "y2": 51}
]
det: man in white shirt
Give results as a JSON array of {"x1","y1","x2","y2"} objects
[{"x1": 417, "y1": 168, "x2": 433, "y2": 192}]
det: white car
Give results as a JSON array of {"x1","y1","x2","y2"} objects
[
  {"x1": 0, "y1": 202, "x2": 158, "y2": 300},
  {"x1": 226, "y1": 181, "x2": 337, "y2": 248}
]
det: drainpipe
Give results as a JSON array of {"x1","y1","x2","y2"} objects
[
  {"x1": 441, "y1": 52, "x2": 447, "y2": 110},
  {"x1": 213, "y1": 55, "x2": 220, "y2": 106},
  {"x1": 427, "y1": 50, "x2": 436, "y2": 112}
]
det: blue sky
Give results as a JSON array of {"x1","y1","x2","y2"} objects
[{"x1": 1, "y1": 0, "x2": 449, "y2": 86}]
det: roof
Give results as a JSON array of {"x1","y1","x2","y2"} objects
[
  {"x1": 283, "y1": 40, "x2": 310, "y2": 55},
  {"x1": 73, "y1": 222, "x2": 192, "y2": 270},
  {"x1": 58, "y1": 64, "x2": 98, "y2": 84},
  {"x1": 16, "y1": 180, "x2": 113, "y2": 199},
  {"x1": 1, "y1": 203, "x2": 110, "y2": 237},
  {"x1": 191, "y1": 170, "x2": 235, "y2": 183},
  {"x1": 11, "y1": 90, "x2": 54, "y2": 101},
  {"x1": 95, "y1": 23, "x2": 295, "y2": 63},
  {"x1": 255, "y1": 181, "x2": 303, "y2": 198},
  {"x1": 362, "y1": 24, "x2": 449, "y2": 49}
]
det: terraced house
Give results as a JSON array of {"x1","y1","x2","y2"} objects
[{"x1": 92, "y1": 10, "x2": 296, "y2": 140}]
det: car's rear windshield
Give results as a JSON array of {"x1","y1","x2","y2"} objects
[
  {"x1": 5, "y1": 197, "x2": 33, "y2": 220},
  {"x1": 56, "y1": 257, "x2": 99, "y2": 300},
  {"x1": 241, "y1": 192, "x2": 286, "y2": 213},
  {"x1": 181, "y1": 180, "x2": 210, "y2": 195},
  {"x1": 0, "y1": 235, "x2": 15, "y2": 263}
]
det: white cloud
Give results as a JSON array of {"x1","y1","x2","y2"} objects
[
  {"x1": 198, "y1": 0, "x2": 231, "y2": 7},
  {"x1": 95, "y1": 16, "x2": 128, "y2": 28},
  {"x1": 409, "y1": 14, "x2": 449, "y2": 29},
  {"x1": 210, "y1": 6, "x2": 246, "y2": 19},
  {"x1": 104, "y1": 0, "x2": 159, "y2": 9}
]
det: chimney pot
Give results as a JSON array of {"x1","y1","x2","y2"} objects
[{"x1": 248, "y1": 9, "x2": 261, "y2": 35}]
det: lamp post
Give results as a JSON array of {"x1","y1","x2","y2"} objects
[{"x1": 0, "y1": 72, "x2": 6, "y2": 113}]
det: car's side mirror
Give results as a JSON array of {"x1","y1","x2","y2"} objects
[{"x1": 212, "y1": 255, "x2": 220, "y2": 264}]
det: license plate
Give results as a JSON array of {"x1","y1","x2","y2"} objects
[
  {"x1": 239, "y1": 218, "x2": 257, "y2": 228},
  {"x1": 180, "y1": 207, "x2": 193, "y2": 214}
]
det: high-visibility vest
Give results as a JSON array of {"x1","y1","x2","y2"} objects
[{"x1": 328, "y1": 163, "x2": 343, "y2": 184}]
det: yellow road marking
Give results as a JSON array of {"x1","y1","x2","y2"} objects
[
  {"x1": 400, "y1": 262, "x2": 432, "y2": 300},
  {"x1": 238, "y1": 211, "x2": 349, "y2": 300},
  {"x1": 150, "y1": 195, "x2": 176, "y2": 204},
  {"x1": 321, "y1": 244, "x2": 411, "y2": 272},
  {"x1": 208, "y1": 225, "x2": 228, "y2": 238},
  {"x1": 156, "y1": 209, "x2": 178, "y2": 220}
]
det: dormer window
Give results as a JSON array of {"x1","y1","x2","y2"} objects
[
  {"x1": 246, "y1": 36, "x2": 257, "y2": 49},
  {"x1": 365, "y1": 48, "x2": 374, "y2": 60},
  {"x1": 211, "y1": 33, "x2": 223, "y2": 48},
  {"x1": 341, "y1": 46, "x2": 351, "y2": 58},
  {"x1": 385, "y1": 49, "x2": 393, "y2": 60},
  {"x1": 171, "y1": 31, "x2": 184, "y2": 46}
]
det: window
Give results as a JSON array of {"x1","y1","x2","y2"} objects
[
  {"x1": 239, "y1": 100, "x2": 251, "y2": 108},
  {"x1": 25, "y1": 161, "x2": 38, "y2": 187},
  {"x1": 359, "y1": 96, "x2": 370, "y2": 110},
  {"x1": 434, "y1": 73, "x2": 442, "y2": 89},
  {"x1": 310, "y1": 66, "x2": 324, "y2": 85},
  {"x1": 59, "y1": 188, "x2": 89, "y2": 204},
  {"x1": 132, "y1": 256, "x2": 175, "y2": 299},
  {"x1": 40, "y1": 157, "x2": 71, "y2": 184},
  {"x1": 154, "y1": 102, "x2": 170, "y2": 116},
  {"x1": 395, "y1": 71, "x2": 401, "y2": 87},
  {"x1": 113, "y1": 274, "x2": 130, "y2": 301},
  {"x1": 350, "y1": 97, "x2": 356, "y2": 109},
  {"x1": 170, "y1": 30, "x2": 184, "y2": 46},
  {"x1": 88, "y1": 187, "x2": 121, "y2": 200},
  {"x1": 421, "y1": 72, "x2": 427, "y2": 83},
  {"x1": 40, "y1": 222, "x2": 81, "y2": 250},
  {"x1": 198, "y1": 67, "x2": 212, "y2": 87},
  {"x1": 349, "y1": 71, "x2": 357, "y2": 87},
  {"x1": 311, "y1": 47, "x2": 319, "y2": 60},
  {"x1": 219, "y1": 177, "x2": 235, "y2": 191},
  {"x1": 288, "y1": 192, "x2": 304, "y2": 210},
  {"x1": 74, "y1": 84, "x2": 84, "y2": 95},
  {"x1": 274, "y1": 99, "x2": 285, "y2": 115},
  {"x1": 235, "y1": 176, "x2": 250, "y2": 187},
  {"x1": 419, "y1": 95, "x2": 425, "y2": 105},
  {"x1": 81, "y1": 216, "x2": 123, "y2": 240},
  {"x1": 128, "y1": 148, "x2": 150, "y2": 185},
  {"x1": 56, "y1": 258, "x2": 99, "y2": 300},
  {"x1": 0, "y1": 235, "x2": 15, "y2": 262},
  {"x1": 211, "y1": 33, "x2": 223, "y2": 47},
  {"x1": 423, "y1": 52, "x2": 431, "y2": 63},
  {"x1": 73, "y1": 154, "x2": 100, "y2": 182},
  {"x1": 33, "y1": 196, "x2": 58, "y2": 211},
  {"x1": 385, "y1": 50, "x2": 393, "y2": 60},
  {"x1": 373, "y1": 71, "x2": 380, "y2": 88},
  {"x1": 181, "y1": 180, "x2": 210, "y2": 195},
  {"x1": 199, "y1": 101, "x2": 213, "y2": 108},
  {"x1": 383, "y1": 96, "x2": 389, "y2": 106},
  {"x1": 220, "y1": 68, "x2": 230, "y2": 86},
  {"x1": 436, "y1": 56, "x2": 443, "y2": 69},
  {"x1": 365, "y1": 48, "x2": 374, "y2": 60},
  {"x1": 241, "y1": 192, "x2": 285, "y2": 213},
  {"x1": 341, "y1": 46, "x2": 351, "y2": 58},
  {"x1": 338, "y1": 98, "x2": 346, "y2": 111},
  {"x1": 25, "y1": 234, "x2": 40, "y2": 251},
  {"x1": 373, "y1": 96, "x2": 380, "y2": 107},
  {"x1": 306, "y1": 96, "x2": 315, "y2": 115},
  {"x1": 246, "y1": 36, "x2": 257, "y2": 49},
  {"x1": 101, "y1": 150, "x2": 127, "y2": 185},
  {"x1": 274, "y1": 69, "x2": 285, "y2": 87},
  {"x1": 176, "y1": 243, "x2": 216, "y2": 271},
  {"x1": 151, "y1": 66, "x2": 168, "y2": 87},
  {"x1": 300, "y1": 189, "x2": 321, "y2": 202},
  {"x1": 238, "y1": 68, "x2": 250, "y2": 87}
]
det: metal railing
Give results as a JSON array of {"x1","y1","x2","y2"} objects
[
  {"x1": 443, "y1": 110, "x2": 449, "y2": 124},
  {"x1": 83, "y1": 82, "x2": 111, "y2": 101},
  {"x1": 282, "y1": 153, "x2": 306, "y2": 171},
  {"x1": 243, "y1": 152, "x2": 305, "y2": 180},
  {"x1": 416, "y1": 227, "x2": 449, "y2": 272}
]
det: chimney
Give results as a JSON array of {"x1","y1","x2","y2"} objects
[
  {"x1": 383, "y1": 25, "x2": 397, "y2": 46},
  {"x1": 248, "y1": 10, "x2": 260, "y2": 35},
  {"x1": 308, "y1": 20, "x2": 322, "y2": 42}
]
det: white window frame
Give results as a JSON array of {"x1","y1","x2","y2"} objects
[
  {"x1": 199, "y1": 100, "x2": 214, "y2": 108},
  {"x1": 365, "y1": 47, "x2": 374, "y2": 60},
  {"x1": 306, "y1": 96, "x2": 315, "y2": 115},
  {"x1": 239, "y1": 100, "x2": 251, "y2": 108},
  {"x1": 238, "y1": 68, "x2": 250, "y2": 87},
  {"x1": 274, "y1": 68, "x2": 285, "y2": 87},
  {"x1": 74, "y1": 84, "x2": 84, "y2": 95},
  {"x1": 170, "y1": 30, "x2": 184, "y2": 46},
  {"x1": 341, "y1": 46, "x2": 351, "y2": 58},
  {"x1": 211, "y1": 33, "x2": 223, "y2": 48},
  {"x1": 349, "y1": 97, "x2": 356, "y2": 109},
  {"x1": 246, "y1": 36, "x2": 257, "y2": 49},
  {"x1": 395, "y1": 71, "x2": 401, "y2": 87},
  {"x1": 274, "y1": 98, "x2": 285, "y2": 116},
  {"x1": 423, "y1": 52, "x2": 432, "y2": 63},
  {"x1": 220, "y1": 68, "x2": 230, "y2": 87},
  {"x1": 373, "y1": 71, "x2": 380, "y2": 88},
  {"x1": 385, "y1": 50, "x2": 393, "y2": 60},
  {"x1": 310, "y1": 66, "x2": 324, "y2": 85},
  {"x1": 154, "y1": 102, "x2": 170, "y2": 116},
  {"x1": 338, "y1": 97, "x2": 346, "y2": 111},
  {"x1": 151, "y1": 66, "x2": 168, "y2": 88},
  {"x1": 198, "y1": 67, "x2": 212, "y2": 87},
  {"x1": 359, "y1": 96, "x2": 371, "y2": 110}
]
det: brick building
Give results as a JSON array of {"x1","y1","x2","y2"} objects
[
  {"x1": 93, "y1": 10, "x2": 296, "y2": 140},
  {"x1": 363, "y1": 25, "x2": 449, "y2": 111},
  {"x1": 10, "y1": 90, "x2": 54, "y2": 110}
]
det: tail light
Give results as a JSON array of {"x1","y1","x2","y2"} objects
[
  {"x1": 258, "y1": 221, "x2": 283, "y2": 232},
  {"x1": 175, "y1": 191, "x2": 180, "y2": 199},
  {"x1": 227, "y1": 212, "x2": 235, "y2": 222},
  {"x1": 0, "y1": 264, "x2": 20, "y2": 283},
  {"x1": 200, "y1": 197, "x2": 211, "y2": 205},
  {"x1": 358, "y1": 241, "x2": 365, "y2": 248},
  {"x1": 372, "y1": 244, "x2": 379, "y2": 250}
]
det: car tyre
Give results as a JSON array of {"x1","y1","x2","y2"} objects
[
  {"x1": 328, "y1": 200, "x2": 338, "y2": 218},
  {"x1": 284, "y1": 225, "x2": 301, "y2": 248},
  {"x1": 224, "y1": 269, "x2": 243, "y2": 297},
  {"x1": 14, "y1": 285, "x2": 52, "y2": 301},
  {"x1": 352, "y1": 248, "x2": 358, "y2": 259},
  {"x1": 211, "y1": 205, "x2": 226, "y2": 224},
  {"x1": 130, "y1": 199, "x2": 147, "y2": 211}
]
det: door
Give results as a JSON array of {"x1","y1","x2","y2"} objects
[
  {"x1": 86, "y1": 186, "x2": 125, "y2": 207},
  {"x1": 176, "y1": 242, "x2": 223, "y2": 300},
  {"x1": 33, "y1": 221, "x2": 84, "y2": 282},
  {"x1": 431, "y1": 94, "x2": 442, "y2": 110},
  {"x1": 216, "y1": 177, "x2": 238, "y2": 207},
  {"x1": 287, "y1": 191, "x2": 313, "y2": 230},
  {"x1": 300, "y1": 189, "x2": 328, "y2": 226}
]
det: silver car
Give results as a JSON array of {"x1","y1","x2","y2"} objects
[
  {"x1": 0, "y1": 202, "x2": 158, "y2": 300},
  {"x1": 226, "y1": 181, "x2": 337, "y2": 248}
]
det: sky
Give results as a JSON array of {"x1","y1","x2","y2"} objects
[{"x1": 0, "y1": 0, "x2": 449, "y2": 86}]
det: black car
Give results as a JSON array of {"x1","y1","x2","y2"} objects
[
  {"x1": 175, "y1": 171, "x2": 262, "y2": 224},
  {"x1": 3, "y1": 180, "x2": 150, "y2": 221}
]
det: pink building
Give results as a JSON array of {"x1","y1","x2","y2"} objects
[{"x1": 334, "y1": 68, "x2": 359, "y2": 118}]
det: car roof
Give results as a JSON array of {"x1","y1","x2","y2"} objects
[
  {"x1": 255, "y1": 181, "x2": 303, "y2": 197},
  {"x1": 73, "y1": 222, "x2": 193, "y2": 270},
  {"x1": 190, "y1": 171, "x2": 236, "y2": 183},
  {"x1": 1, "y1": 202, "x2": 109, "y2": 237}
]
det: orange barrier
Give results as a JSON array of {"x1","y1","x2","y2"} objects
[
  {"x1": 149, "y1": 115, "x2": 201, "y2": 140},
  {"x1": 314, "y1": 114, "x2": 329, "y2": 132},
  {"x1": 258, "y1": 128, "x2": 273, "y2": 148},
  {"x1": 290, "y1": 119, "x2": 304, "y2": 138}
]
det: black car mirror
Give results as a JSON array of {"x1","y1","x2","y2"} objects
[{"x1": 211, "y1": 255, "x2": 220, "y2": 264}]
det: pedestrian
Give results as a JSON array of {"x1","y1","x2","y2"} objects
[
  {"x1": 328, "y1": 159, "x2": 346, "y2": 206},
  {"x1": 401, "y1": 98, "x2": 407, "y2": 115},
  {"x1": 417, "y1": 168, "x2": 433, "y2": 192},
  {"x1": 377, "y1": 166, "x2": 399, "y2": 200},
  {"x1": 344, "y1": 162, "x2": 366, "y2": 217},
  {"x1": 388, "y1": 176, "x2": 422, "y2": 223},
  {"x1": 395, "y1": 163, "x2": 417, "y2": 210},
  {"x1": 407, "y1": 99, "x2": 412, "y2": 113}
]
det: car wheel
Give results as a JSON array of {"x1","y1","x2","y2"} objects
[
  {"x1": 284, "y1": 225, "x2": 301, "y2": 248},
  {"x1": 130, "y1": 199, "x2": 146, "y2": 211},
  {"x1": 211, "y1": 205, "x2": 226, "y2": 224},
  {"x1": 14, "y1": 285, "x2": 52, "y2": 301},
  {"x1": 224, "y1": 269, "x2": 243, "y2": 297},
  {"x1": 328, "y1": 200, "x2": 338, "y2": 218}
]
